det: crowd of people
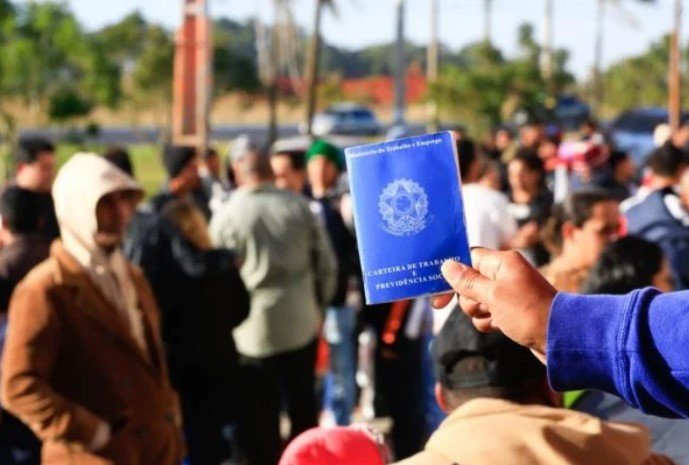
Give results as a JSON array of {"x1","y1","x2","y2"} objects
[{"x1": 0, "y1": 113, "x2": 689, "y2": 465}]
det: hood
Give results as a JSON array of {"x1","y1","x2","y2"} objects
[
  {"x1": 52, "y1": 153, "x2": 143, "y2": 265},
  {"x1": 626, "y1": 189, "x2": 689, "y2": 243},
  {"x1": 396, "y1": 399, "x2": 662, "y2": 465}
]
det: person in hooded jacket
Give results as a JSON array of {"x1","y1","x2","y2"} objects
[{"x1": 0, "y1": 153, "x2": 185, "y2": 465}]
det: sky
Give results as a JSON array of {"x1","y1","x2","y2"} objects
[{"x1": 64, "y1": 0, "x2": 684, "y2": 79}]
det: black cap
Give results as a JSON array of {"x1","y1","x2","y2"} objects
[
  {"x1": 163, "y1": 145, "x2": 196, "y2": 178},
  {"x1": 433, "y1": 309, "x2": 545, "y2": 390}
]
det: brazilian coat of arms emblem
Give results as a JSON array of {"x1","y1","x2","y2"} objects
[{"x1": 378, "y1": 179, "x2": 429, "y2": 236}]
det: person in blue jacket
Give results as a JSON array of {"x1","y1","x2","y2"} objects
[
  {"x1": 433, "y1": 248, "x2": 689, "y2": 419},
  {"x1": 626, "y1": 145, "x2": 689, "y2": 290}
]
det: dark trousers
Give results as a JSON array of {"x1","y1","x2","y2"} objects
[
  {"x1": 237, "y1": 339, "x2": 319, "y2": 465},
  {"x1": 171, "y1": 371, "x2": 237, "y2": 465},
  {"x1": 375, "y1": 335, "x2": 426, "y2": 460}
]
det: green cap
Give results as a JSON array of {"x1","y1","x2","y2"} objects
[{"x1": 306, "y1": 139, "x2": 345, "y2": 170}]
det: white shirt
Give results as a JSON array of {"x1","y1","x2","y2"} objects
[{"x1": 461, "y1": 184, "x2": 518, "y2": 249}]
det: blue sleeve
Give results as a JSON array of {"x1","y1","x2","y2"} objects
[{"x1": 547, "y1": 289, "x2": 689, "y2": 418}]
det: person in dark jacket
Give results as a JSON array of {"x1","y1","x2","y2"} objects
[
  {"x1": 149, "y1": 145, "x2": 210, "y2": 219},
  {"x1": 306, "y1": 139, "x2": 359, "y2": 426},
  {"x1": 10, "y1": 137, "x2": 60, "y2": 242},
  {"x1": 102, "y1": 146, "x2": 135, "y2": 177},
  {"x1": 0, "y1": 187, "x2": 49, "y2": 465},
  {"x1": 626, "y1": 165, "x2": 689, "y2": 290},
  {"x1": 198, "y1": 147, "x2": 231, "y2": 215},
  {"x1": 129, "y1": 200, "x2": 249, "y2": 465},
  {"x1": 126, "y1": 147, "x2": 250, "y2": 465}
]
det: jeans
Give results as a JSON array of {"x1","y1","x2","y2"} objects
[{"x1": 323, "y1": 306, "x2": 357, "y2": 426}]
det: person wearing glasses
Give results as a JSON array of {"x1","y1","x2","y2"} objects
[{"x1": 539, "y1": 189, "x2": 621, "y2": 293}]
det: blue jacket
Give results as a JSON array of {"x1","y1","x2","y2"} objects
[
  {"x1": 548, "y1": 289, "x2": 689, "y2": 418},
  {"x1": 626, "y1": 188, "x2": 689, "y2": 289}
]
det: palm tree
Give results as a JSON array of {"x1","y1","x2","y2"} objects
[
  {"x1": 591, "y1": 0, "x2": 656, "y2": 115},
  {"x1": 427, "y1": 0, "x2": 439, "y2": 132},
  {"x1": 304, "y1": 0, "x2": 336, "y2": 137},
  {"x1": 483, "y1": 0, "x2": 493, "y2": 44},
  {"x1": 256, "y1": 0, "x2": 301, "y2": 145},
  {"x1": 541, "y1": 0, "x2": 554, "y2": 96},
  {"x1": 393, "y1": 0, "x2": 406, "y2": 128},
  {"x1": 668, "y1": 0, "x2": 682, "y2": 131}
]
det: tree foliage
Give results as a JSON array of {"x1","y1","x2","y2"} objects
[
  {"x1": 603, "y1": 35, "x2": 677, "y2": 111},
  {"x1": 429, "y1": 24, "x2": 575, "y2": 131}
]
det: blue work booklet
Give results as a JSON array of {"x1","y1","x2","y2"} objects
[{"x1": 345, "y1": 131, "x2": 472, "y2": 305}]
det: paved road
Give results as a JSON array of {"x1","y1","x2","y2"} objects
[{"x1": 17, "y1": 123, "x2": 427, "y2": 146}]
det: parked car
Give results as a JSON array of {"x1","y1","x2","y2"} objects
[
  {"x1": 608, "y1": 107, "x2": 689, "y2": 165},
  {"x1": 554, "y1": 94, "x2": 590, "y2": 130},
  {"x1": 301, "y1": 103, "x2": 383, "y2": 137}
]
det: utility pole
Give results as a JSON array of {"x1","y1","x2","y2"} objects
[
  {"x1": 541, "y1": 0, "x2": 554, "y2": 101},
  {"x1": 592, "y1": 0, "x2": 605, "y2": 116},
  {"x1": 305, "y1": 0, "x2": 324, "y2": 137},
  {"x1": 172, "y1": 0, "x2": 212, "y2": 157},
  {"x1": 427, "y1": 0, "x2": 439, "y2": 132},
  {"x1": 484, "y1": 0, "x2": 493, "y2": 43},
  {"x1": 393, "y1": 0, "x2": 406, "y2": 128},
  {"x1": 669, "y1": 0, "x2": 683, "y2": 133}
]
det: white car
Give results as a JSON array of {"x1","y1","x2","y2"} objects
[{"x1": 301, "y1": 104, "x2": 383, "y2": 137}]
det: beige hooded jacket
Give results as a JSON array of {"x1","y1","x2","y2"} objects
[
  {"x1": 396, "y1": 399, "x2": 675, "y2": 465},
  {"x1": 52, "y1": 153, "x2": 147, "y2": 353}
]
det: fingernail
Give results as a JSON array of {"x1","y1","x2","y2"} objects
[{"x1": 441, "y1": 260, "x2": 466, "y2": 278}]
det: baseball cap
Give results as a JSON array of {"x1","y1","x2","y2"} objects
[
  {"x1": 432, "y1": 309, "x2": 544, "y2": 390},
  {"x1": 279, "y1": 426, "x2": 387, "y2": 465}
]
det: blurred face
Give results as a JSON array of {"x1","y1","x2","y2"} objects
[
  {"x1": 495, "y1": 130, "x2": 513, "y2": 151},
  {"x1": 508, "y1": 159, "x2": 541, "y2": 194},
  {"x1": 17, "y1": 152, "x2": 56, "y2": 192},
  {"x1": 680, "y1": 169, "x2": 689, "y2": 208},
  {"x1": 307, "y1": 155, "x2": 339, "y2": 194},
  {"x1": 566, "y1": 200, "x2": 621, "y2": 267},
  {"x1": 271, "y1": 154, "x2": 306, "y2": 194},
  {"x1": 170, "y1": 158, "x2": 200, "y2": 195},
  {"x1": 520, "y1": 125, "x2": 544, "y2": 149},
  {"x1": 581, "y1": 123, "x2": 596, "y2": 137},
  {"x1": 480, "y1": 163, "x2": 502, "y2": 191},
  {"x1": 615, "y1": 157, "x2": 636, "y2": 184},
  {"x1": 204, "y1": 154, "x2": 221, "y2": 178},
  {"x1": 95, "y1": 190, "x2": 141, "y2": 250},
  {"x1": 673, "y1": 125, "x2": 689, "y2": 149},
  {"x1": 537, "y1": 141, "x2": 558, "y2": 162},
  {"x1": 652, "y1": 259, "x2": 674, "y2": 293}
]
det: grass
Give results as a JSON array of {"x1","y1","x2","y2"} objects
[
  {"x1": 0, "y1": 143, "x2": 170, "y2": 198},
  {"x1": 54, "y1": 144, "x2": 166, "y2": 197}
]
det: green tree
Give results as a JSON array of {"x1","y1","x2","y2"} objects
[
  {"x1": 604, "y1": 35, "x2": 671, "y2": 111},
  {"x1": 213, "y1": 18, "x2": 261, "y2": 95},
  {"x1": 2, "y1": 2, "x2": 90, "y2": 119},
  {"x1": 429, "y1": 24, "x2": 574, "y2": 132},
  {"x1": 131, "y1": 26, "x2": 174, "y2": 119}
]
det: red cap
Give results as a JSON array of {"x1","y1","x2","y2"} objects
[{"x1": 279, "y1": 427, "x2": 387, "y2": 465}]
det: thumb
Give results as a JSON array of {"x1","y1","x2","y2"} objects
[{"x1": 441, "y1": 260, "x2": 494, "y2": 306}]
